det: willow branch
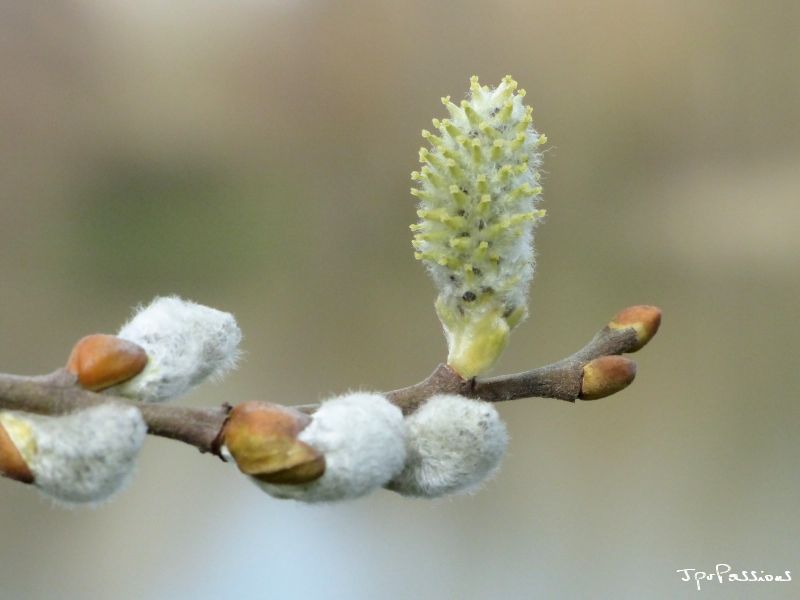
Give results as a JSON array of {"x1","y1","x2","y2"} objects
[{"x1": 0, "y1": 305, "x2": 660, "y2": 456}]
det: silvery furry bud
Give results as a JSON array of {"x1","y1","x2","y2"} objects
[
  {"x1": 254, "y1": 393, "x2": 407, "y2": 503},
  {"x1": 110, "y1": 296, "x2": 242, "y2": 403},
  {"x1": 0, "y1": 405, "x2": 147, "y2": 505},
  {"x1": 387, "y1": 394, "x2": 508, "y2": 498}
]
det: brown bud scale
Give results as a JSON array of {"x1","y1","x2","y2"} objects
[
  {"x1": 66, "y1": 334, "x2": 148, "y2": 391},
  {"x1": 222, "y1": 401, "x2": 325, "y2": 484},
  {"x1": 0, "y1": 423, "x2": 34, "y2": 484},
  {"x1": 253, "y1": 454, "x2": 326, "y2": 485}
]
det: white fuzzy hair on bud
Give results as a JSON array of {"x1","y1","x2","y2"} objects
[
  {"x1": 1, "y1": 405, "x2": 147, "y2": 506},
  {"x1": 110, "y1": 296, "x2": 242, "y2": 403},
  {"x1": 387, "y1": 394, "x2": 508, "y2": 498},
  {"x1": 254, "y1": 393, "x2": 407, "y2": 503}
]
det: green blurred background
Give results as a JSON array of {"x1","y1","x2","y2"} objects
[{"x1": 1, "y1": 1, "x2": 798, "y2": 598}]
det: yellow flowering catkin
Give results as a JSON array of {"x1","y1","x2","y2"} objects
[{"x1": 411, "y1": 76, "x2": 546, "y2": 378}]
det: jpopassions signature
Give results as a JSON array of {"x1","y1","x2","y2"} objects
[{"x1": 677, "y1": 563, "x2": 792, "y2": 591}]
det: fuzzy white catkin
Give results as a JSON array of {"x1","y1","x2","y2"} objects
[
  {"x1": 387, "y1": 394, "x2": 508, "y2": 498},
  {"x1": 411, "y1": 76, "x2": 546, "y2": 378},
  {"x1": 254, "y1": 393, "x2": 407, "y2": 503},
  {"x1": 412, "y1": 76, "x2": 544, "y2": 313},
  {"x1": 110, "y1": 296, "x2": 242, "y2": 402},
  {"x1": 6, "y1": 405, "x2": 147, "y2": 505}
]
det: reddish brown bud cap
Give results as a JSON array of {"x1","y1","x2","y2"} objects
[
  {"x1": 579, "y1": 356, "x2": 637, "y2": 400},
  {"x1": 66, "y1": 334, "x2": 148, "y2": 391},
  {"x1": 0, "y1": 423, "x2": 33, "y2": 484},
  {"x1": 608, "y1": 305, "x2": 662, "y2": 351},
  {"x1": 222, "y1": 402, "x2": 325, "y2": 485}
]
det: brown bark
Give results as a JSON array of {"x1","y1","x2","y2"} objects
[{"x1": 0, "y1": 306, "x2": 660, "y2": 457}]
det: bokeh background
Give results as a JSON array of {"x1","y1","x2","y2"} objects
[{"x1": 1, "y1": 1, "x2": 798, "y2": 598}]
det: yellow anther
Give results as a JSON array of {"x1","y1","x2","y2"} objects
[
  {"x1": 510, "y1": 133, "x2": 526, "y2": 151},
  {"x1": 462, "y1": 102, "x2": 481, "y2": 126},
  {"x1": 446, "y1": 159, "x2": 462, "y2": 179},
  {"x1": 491, "y1": 140, "x2": 504, "y2": 161},
  {"x1": 479, "y1": 122, "x2": 500, "y2": 139},
  {"x1": 443, "y1": 121, "x2": 460, "y2": 139},
  {"x1": 497, "y1": 102, "x2": 513, "y2": 122},
  {"x1": 449, "y1": 237, "x2": 470, "y2": 250},
  {"x1": 470, "y1": 140, "x2": 483, "y2": 164},
  {"x1": 497, "y1": 165, "x2": 513, "y2": 183},
  {"x1": 449, "y1": 185, "x2": 469, "y2": 205}
]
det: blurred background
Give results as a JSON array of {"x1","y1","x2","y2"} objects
[{"x1": 1, "y1": 1, "x2": 798, "y2": 598}]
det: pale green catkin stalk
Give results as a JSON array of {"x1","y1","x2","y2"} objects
[{"x1": 411, "y1": 75, "x2": 546, "y2": 378}]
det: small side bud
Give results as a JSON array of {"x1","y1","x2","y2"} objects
[
  {"x1": 66, "y1": 334, "x2": 148, "y2": 391},
  {"x1": 222, "y1": 402, "x2": 324, "y2": 485},
  {"x1": 0, "y1": 418, "x2": 34, "y2": 483},
  {"x1": 608, "y1": 305, "x2": 662, "y2": 351},
  {"x1": 579, "y1": 356, "x2": 637, "y2": 400}
]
